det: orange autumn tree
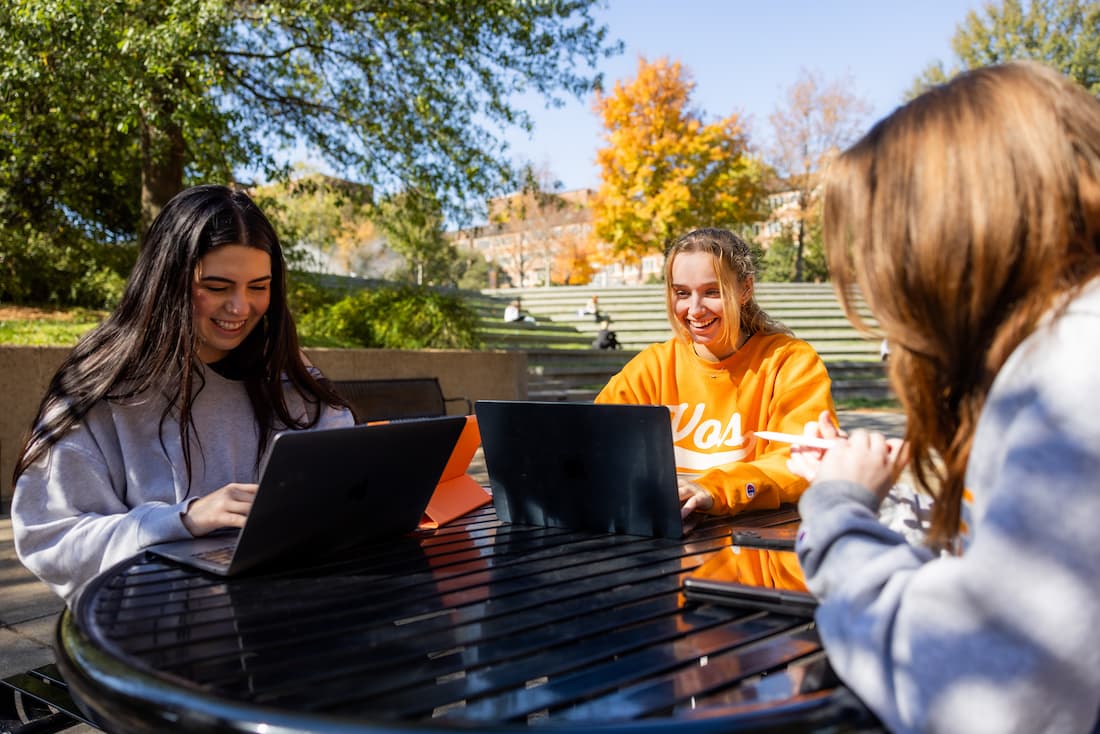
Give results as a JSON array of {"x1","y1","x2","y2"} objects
[
  {"x1": 553, "y1": 230, "x2": 598, "y2": 285},
  {"x1": 592, "y1": 57, "x2": 766, "y2": 268}
]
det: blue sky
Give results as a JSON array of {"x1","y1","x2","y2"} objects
[{"x1": 502, "y1": 0, "x2": 983, "y2": 192}]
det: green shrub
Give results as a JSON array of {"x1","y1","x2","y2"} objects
[
  {"x1": 298, "y1": 285, "x2": 482, "y2": 350},
  {"x1": 0, "y1": 224, "x2": 135, "y2": 308},
  {"x1": 286, "y1": 271, "x2": 347, "y2": 318}
]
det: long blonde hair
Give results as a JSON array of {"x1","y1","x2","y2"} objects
[
  {"x1": 823, "y1": 61, "x2": 1100, "y2": 545},
  {"x1": 664, "y1": 228, "x2": 790, "y2": 348}
]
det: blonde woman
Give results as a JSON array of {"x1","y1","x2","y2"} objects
[{"x1": 596, "y1": 228, "x2": 835, "y2": 521}]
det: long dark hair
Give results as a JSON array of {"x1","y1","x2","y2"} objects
[
  {"x1": 823, "y1": 62, "x2": 1100, "y2": 545},
  {"x1": 14, "y1": 184, "x2": 348, "y2": 488}
]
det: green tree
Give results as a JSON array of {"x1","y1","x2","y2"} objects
[
  {"x1": 1, "y1": 0, "x2": 619, "y2": 239},
  {"x1": 909, "y1": 0, "x2": 1100, "y2": 97},
  {"x1": 0, "y1": 226, "x2": 133, "y2": 307},
  {"x1": 592, "y1": 57, "x2": 766, "y2": 266},
  {"x1": 375, "y1": 190, "x2": 459, "y2": 287},
  {"x1": 757, "y1": 220, "x2": 827, "y2": 284},
  {"x1": 451, "y1": 247, "x2": 500, "y2": 291}
]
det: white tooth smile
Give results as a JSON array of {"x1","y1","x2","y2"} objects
[
  {"x1": 213, "y1": 319, "x2": 246, "y2": 331},
  {"x1": 688, "y1": 317, "x2": 717, "y2": 329}
]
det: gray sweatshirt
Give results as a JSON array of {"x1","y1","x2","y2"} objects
[
  {"x1": 797, "y1": 278, "x2": 1100, "y2": 734},
  {"x1": 12, "y1": 366, "x2": 353, "y2": 604}
]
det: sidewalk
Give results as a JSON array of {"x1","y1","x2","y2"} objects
[
  {"x1": 0, "y1": 517, "x2": 64, "y2": 680},
  {"x1": 0, "y1": 410, "x2": 906, "y2": 703}
]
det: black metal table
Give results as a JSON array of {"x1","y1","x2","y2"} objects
[{"x1": 56, "y1": 506, "x2": 877, "y2": 733}]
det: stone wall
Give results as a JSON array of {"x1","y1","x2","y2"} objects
[{"x1": 0, "y1": 346, "x2": 527, "y2": 513}]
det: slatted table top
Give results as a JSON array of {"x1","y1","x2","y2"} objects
[{"x1": 56, "y1": 506, "x2": 877, "y2": 733}]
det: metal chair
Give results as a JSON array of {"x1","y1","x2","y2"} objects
[
  {"x1": 1, "y1": 663, "x2": 96, "y2": 733},
  {"x1": 331, "y1": 378, "x2": 472, "y2": 424}
]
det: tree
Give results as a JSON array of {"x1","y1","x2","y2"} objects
[
  {"x1": 591, "y1": 57, "x2": 766, "y2": 268},
  {"x1": 758, "y1": 220, "x2": 828, "y2": 283},
  {"x1": 254, "y1": 172, "x2": 379, "y2": 276},
  {"x1": 551, "y1": 230, "x2": 599, "y2": 285},
  {"x1": 486, "y1": 166, "x2": 591, "y2": 287},
  {"x1": 0, "y1": 0, "x2": 619, "y2": 240},
  {"x1": 908, "y1": 0, "x2": 1100, "y2": 97},
  {"x1": 375, "y1": 190, "x2": 457, "y2": 287},
  {"x1": 451, "y1": 247, "x2": 502, "y2": 291},
  {"x1": 767, "y1": 69, "x2": 870, "y2": 282}
]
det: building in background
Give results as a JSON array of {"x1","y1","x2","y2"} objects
[
  {"x1": 453, "y1": 186, "x2": 800, "y2": 288},
  {"x1": 751, "y1": 189, "x2": 802, "y2": 247},
  {"x1": 453, "y1": 188, "x2": 597, "y2": 288}
]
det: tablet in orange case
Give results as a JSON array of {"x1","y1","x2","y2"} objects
[{"x1": 420, "y1": 414, "x2": 491, "y2": 529}]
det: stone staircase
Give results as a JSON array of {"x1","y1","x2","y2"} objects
[{"x1": 469, "y1": 284, "x2": 891, "y2": 404}]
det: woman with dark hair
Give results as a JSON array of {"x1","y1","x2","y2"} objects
[
  {"x1": 596, "y1": 228, "x2": 835, "y2": 522},
  {"x1": 12, "y1": 185, "x2": 352, "y2": 603},
  {"x1": 793, "y1": 62, "x2": 1100, "y2": 731}
]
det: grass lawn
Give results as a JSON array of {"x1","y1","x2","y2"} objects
[
  {"x1": 0, "y1": 306, "x2": 105, "y2": 345},
  {"x1": 0, "y1": 306, "x2": 348, "y2": 348}
]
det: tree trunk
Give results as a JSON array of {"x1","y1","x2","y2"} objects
[
  {"x1": 794, "y1": 217, "x2": 805, "y2": 283},
  {"x1": 793, "y1": 186, "x2": 812, "y2": 283},
  {"x1": 139, "y1": 114, "x2": 185, "y2": 235}
]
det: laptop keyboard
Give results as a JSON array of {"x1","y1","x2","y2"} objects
[{"x1": 194, "y1": 545, "x2": 235, "y2": 565}]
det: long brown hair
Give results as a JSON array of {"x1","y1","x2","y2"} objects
[
  {"x1": 664, "y1": 228, "x2": 791, "y2": 348},
  {"x1": 15, "y1": 185, "x2": 348, "y2": 491},
  {"x1": 823, "y1": 62, "x2": 1100, "y2": 546}
]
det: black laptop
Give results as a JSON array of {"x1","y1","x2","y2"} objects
[
  {"x1": 475, "y1": 400, "x2": 683, "y2": 539},
  {"x1": 149, "y1": 416, "x2": 466, "y2": 575}
]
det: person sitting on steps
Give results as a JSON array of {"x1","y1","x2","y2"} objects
[
  {"x1": 503, "y1": 299, "x2": 536, "y2": 324},
  {"x1": 593, "y1": 319, "x2": 621, "y2": 350},
  {"x1": 578, "y1": 294, "x2": 605, "y2": 322}
]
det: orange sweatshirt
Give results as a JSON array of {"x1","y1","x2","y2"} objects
[{"x1": 595, "y1": 334, "x2": 835, "y2": 515}]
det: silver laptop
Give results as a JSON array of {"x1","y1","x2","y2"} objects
[
  {"x1": 149, "y1": 416, "x2": 467, "y2": 575},
  {"x1": 474, "y1": 401, "x2": 683, "y2": 539}
]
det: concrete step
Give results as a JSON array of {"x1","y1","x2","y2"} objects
[
  {"x1": 472, "y1": 284, "x2": 885, "y2": 373},
  {"x1": 484, "y1": 333, "x2": 594, "y2": 349},
  {"x1": 478, "y1": 321, "x2": 588, "y2": 336},
  {"x1": 540, "y1": 310, "x2": 870, "y2": 323},
  {"x1": 512, "y1": 299, "x2": 869, "y2": 315},
  {"x1": 527, "y1": 381, "x2": 894, "y2": 404},
  {"x1": 524, "y1": 347, "x2": 893, "y2": 404}
]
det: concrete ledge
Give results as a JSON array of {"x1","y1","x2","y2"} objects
[{"x1": 0, "y1": 346, "x2": 527, "y2": 513}]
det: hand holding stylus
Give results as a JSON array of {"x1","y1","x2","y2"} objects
[
  {"x1": 784, "y1": 410, "x2": 846, "y2": 483},
  {"x1": 784, "y1": 410, "x2": 907, "y2": 499}
]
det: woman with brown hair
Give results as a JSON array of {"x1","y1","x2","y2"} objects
[{"x1": 794, "y1": 62, "x2": 1100, "y2": 732}]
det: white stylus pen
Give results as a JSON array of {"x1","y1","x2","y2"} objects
[{"x1": 753, "y1": 431, "x2": 837, "y2": 450}]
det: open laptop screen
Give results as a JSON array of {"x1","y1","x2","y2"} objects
[{"x1": 475, "y1": 401, "x2": 683, "y2": 539}]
